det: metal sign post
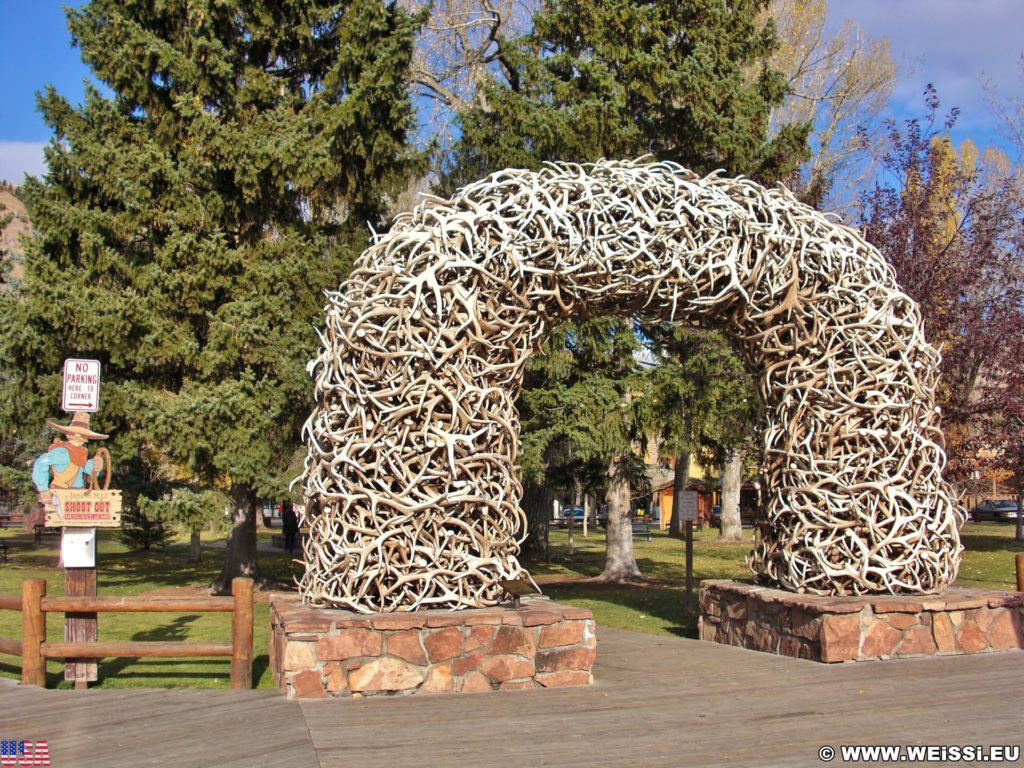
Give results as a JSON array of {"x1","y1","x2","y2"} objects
[
  {"x1": 678, "y1": 491, "x2": 699, "y2": 611},
  {"x1": 32, "y1": 359, "x2": 121, "y2": 688}
]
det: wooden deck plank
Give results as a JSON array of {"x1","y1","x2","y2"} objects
[
  {"x1": 304, "y1": 627, "x2": 1024, "y2": 768},
  {"x1": 3, "y1": 625, "x2": 1023, "y2": 767},
  {"x1": 0, "y1": 682, "x2": 318, "y2": 768}
]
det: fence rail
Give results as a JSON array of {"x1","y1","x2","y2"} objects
[
  {"x1": 41, "y1": 641, "x2": 233, "y2": 658},
  {"x1": 0, "y1": 589, "x2": 23, "y2": 657},
  {"x1": 41, "y1": 595, "x2": 235, "y2": 613},
  {"x1": 1, "y1": 577, "x2": 253, "y2": 689},
  {"x1": 0, "y1": 593, "x2": 21, "y2": 611}
]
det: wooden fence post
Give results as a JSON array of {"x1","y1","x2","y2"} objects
[
  {"x1": 65, "y1": 566, "x2": 98, "y2": 688},
  {"x1": 230, "y1": 577, "x2": 254, "y2": 689},
  {"x1": 22, "y1": 579, "x2": 47, "y2": 687}
]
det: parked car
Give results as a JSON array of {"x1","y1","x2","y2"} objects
[
  {"x1": 558, "y1": 506, "x2": 589, "y2": 528},
  {"x1": 709, "y1": 503, "x2": 758, "y2": 528},
  {"x1": 970, "y1": 498, "x2": 1020, "y2": 522}
]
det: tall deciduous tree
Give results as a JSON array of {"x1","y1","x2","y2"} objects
[
  {"x1": 859, "y1": 89, "x2": 1024, "y2": 496},
  {"x1": 518, "y1": 318, "x2": 647, "y2": 577},
  {"x1": 401, "y1": 0, "x2": 531, "y2": 171},
  {"x1": 984, "y1": 53, "x2": 1024, "y2": 164},
  {"x1": 764, "y1": 0, "x2": 897, "y2": 208},
  {"x1": 719, "y1": 449, "x2": 744, "y2": 541},
  {"x1": 0, "y1": 0, "x2": 423, "y2": 591},
  {"x1": 452, "y1": 0, "x2": 807, "y2": 580}
]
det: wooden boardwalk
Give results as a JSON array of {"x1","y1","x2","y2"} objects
[{"x1": 3, "y1": 626, "x2": 1023, "y2": 767}]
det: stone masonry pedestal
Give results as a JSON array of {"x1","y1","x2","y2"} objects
[
  {"x1": 700, "y1": 580, "x2": 1024, "y2": 662},
  {"x1": 270, "y1": 595, "x2": 596, "y2": 699}
]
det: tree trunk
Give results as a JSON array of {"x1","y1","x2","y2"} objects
[
  {"x1": 189, "y1": 528, "x2": 202, "y2": 563},
  {"x1": 719, "y1": 449, "x2": 743, "y2": 542},
  {"x1": 520, "y1": 479, "x2": 551, "y2": 561},
  {"x1": 579, "y1": 480, "x2": 588, "y2": 537},
  {"x1": 211, "y1": 483, "x2": 260, "y2": 594},
  {"x1": 669, "y1": 450, "x2": 691, "y2": 538},
  {"x1": 1016, "y1": 488, "x2": 1023, "y2": 543},
  {"x1": 566, "y1": 479, "x2": 581, "y2": 555},
  {"x1": 597, "y1": 456, "x2": 644, "y2": 581}
]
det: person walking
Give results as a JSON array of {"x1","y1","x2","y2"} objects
[{"x1": 282, "y1": 503, "x2": 299, "y2": 554}]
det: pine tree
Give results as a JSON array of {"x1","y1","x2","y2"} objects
[
  {"x1": 0, "y1": 0, "x2": 423, "y2": 590},
  {"x1": 519, "y1": 319, "x2": 652, "y2": 577},
  {"x1": 639, "y1": 327, "x2": 758, "y2": 537},
  {"x1": 451, "y1": 0, "x2": 808, "y2": 187},
  {"x1": 451, "y1": 0, "x2": 807, "y2": 579}
]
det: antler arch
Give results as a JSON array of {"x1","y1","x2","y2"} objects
[{"x1": 301, "y1": 159, "x2": 963, "y2": 612}]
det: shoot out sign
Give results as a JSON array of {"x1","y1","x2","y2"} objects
[{"x1": 44, "y1": 489, "x2": 123, "y2": 527}]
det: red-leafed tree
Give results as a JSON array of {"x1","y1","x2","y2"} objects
[
  {"x1": 1001, "y1": 369, "x2": 1024, "y2": 540},
  {"x1": 859, "y1": 88, "x2": 1024, "y2": 535}
]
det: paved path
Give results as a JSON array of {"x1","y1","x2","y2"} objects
[{"x1": 3, "y1": 627, "x2": 1022, "y2": 767}]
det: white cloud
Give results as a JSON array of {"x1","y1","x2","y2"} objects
[
  {"x1": 827, "y1": 0, "x2": 1024, "y2": 142},
  {"x1": 0, "y1": 141, "x2": 47, "y2": 185}
]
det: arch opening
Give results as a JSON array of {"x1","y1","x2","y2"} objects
[{"x1": 300, "y1": 159, "x2": 963, "y2": 613}]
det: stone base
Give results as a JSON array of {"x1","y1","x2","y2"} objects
[
  {"x1": 270, "y1": 596, "x2": 596, "y2": 698},
  {"x1": 699, "y1": 580, "x2": 1024, "y2": 663}
]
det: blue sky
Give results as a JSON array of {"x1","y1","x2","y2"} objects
[
  {"x1": 1, "y1": 1, "x2": 1022, "y2": 185},
  {"x1": 828, "y1": 0, "x2": 1023, "y2": 153},
  {"x1": 0, "y1": 2, "x2": 89, "y2": 180}
]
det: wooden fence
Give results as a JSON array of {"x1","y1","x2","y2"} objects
[
  {"x1": 0, "y1": 590, "x2": 22, "y2": 658},
  {"x1": 0, "y1": 577, "x2": 253, "y2": 689}
]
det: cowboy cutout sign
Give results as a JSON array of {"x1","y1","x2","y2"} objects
[{"x1": 32, "y1": 412, "x2": 121, "y2": 528}]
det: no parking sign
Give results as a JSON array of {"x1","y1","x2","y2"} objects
[{"x1": 61, "y1": 358, "x2": 101, "y2": 412}]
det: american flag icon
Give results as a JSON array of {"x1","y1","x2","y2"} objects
[{"x1": 0, "y1": 740, "x2": 50, "y2": 766}]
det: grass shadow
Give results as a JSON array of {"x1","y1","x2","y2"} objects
[
  {"x1": 959, "y1": 525, "x2": 1024, "y2": 552},
  {"x1": 542, "y1": 581, "x2": 700, "y2": 639},
  {"x1": 253, "y1": 653, "x2": 270, "y2": 686},
  {"x1": 72, "y1": 659, "x2": 233, "y2": 688},
  {"x1": 94, "y1": 614, "x2": 205, "y2": 682},
  {"x1": 0, "y1": 657, "x2": 20, "y2": 678}
]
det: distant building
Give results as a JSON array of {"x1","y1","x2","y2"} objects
[
  {"x1": 649, "y1": 455, "x2": 759, "y2": 530},
  {"x1": 649, "y1": 456, "x2": 715, "y2": 529}
]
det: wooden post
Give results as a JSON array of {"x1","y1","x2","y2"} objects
[
  {"x1": 65, "y1": 566, "x2": 98, "y2": 688},
  {"x1": 1016, "y1": 553, "x2": 1024, "y2": 592},
  {"x1": 684, "y1": 520, "x2": 694, "y2": 611},
  {"x1": 230, "y1": 577, "x2": 254, "y2": 689},
  {"x1": 22, "y1": 578, "x2": 47, "y2": 687}
]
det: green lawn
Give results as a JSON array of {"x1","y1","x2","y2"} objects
[
  {"x1": 949, "y1": 524, "x2": 1024, "y2": 590},
  {"x1": 537, "y1": 522, "x2": 1024, "y2": 637},
  {"x1": 0, "y1": 528, "x2": 301, "y2": 689},
  {"x1": 0, "y1": 520, "x2": 1020, "y2": 688},
  {"x1": 534, "y1": 525, "x2": 754, "y2": 638}
]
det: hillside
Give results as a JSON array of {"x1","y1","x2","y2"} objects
[{"x1": 0, "y1": 187, "x2": 28, "y2": 280}]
